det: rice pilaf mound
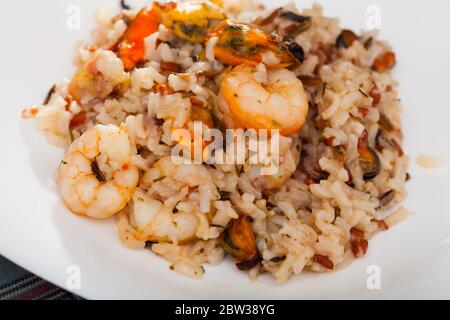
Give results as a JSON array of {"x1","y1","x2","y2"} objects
[{"x1": 22, "y1": 0, "x2": 408, "y2": 282}]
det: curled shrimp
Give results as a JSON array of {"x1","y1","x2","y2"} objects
[
  {"x1": 160, "y1": 0, "x2": 225, "y2": 44},
  {"x1": 56, "y1": 124, "x2": 139, "y2": 219},
  {"x1": 130, "y1": 159, "x2": 222, "y2": 244},
  {"x1": 207, "y1": 19, "x2": 296, "y2": 67},
  {"x1": 218, "y1": 64, "x2": 309, "y2": 136},
  {"x1": 132, "y1": 188, "x2": 199, "y2": 244},
  {"x1": 132, "y1": 161, "x2": 216, "y2": 243}
]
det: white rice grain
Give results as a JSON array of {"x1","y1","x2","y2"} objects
[
  {"x1": 385, "y1": 206, "x2": 411, "y2": 227},
  {"x1": 205, "y1": 36, "x2": 218, "y2": 62},
  {"x1": 417, "y1": 155, "x2": 443, "y2": 169}
]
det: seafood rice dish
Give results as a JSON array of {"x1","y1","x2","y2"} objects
[{"x1": 22, "y1": 0, "x2": 409, "y2": 283}]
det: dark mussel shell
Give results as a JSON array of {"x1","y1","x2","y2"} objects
[
  {"x1": 219, "y1": 215, "x2": 257, "y2": 262},
  {"x1": 302, "y1": 153, "x2": 330, "y2": 183},
  {"x1": 236, "y1": 252, "x2": 262, "y2": 270},
  {"x1": 287, "y1": 42, "x2": 305, "y2": 63},
  {"x1": 358, "y1": 130, "x2": 381, "y2": 180},
  {"x1": 280, "y1": 11, "x2": 311, "y2": 23},
  {"x1": 336, "y1": 29, "x2": 358, "y2": 49}
]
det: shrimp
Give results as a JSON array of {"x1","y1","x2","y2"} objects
[
  {"x1": 206, "y1": 19, "x2": 297, "y2": 67},
  {"x1": 218, "y1": 65, "x2": 309, "y2": 136},
  {"x1": 56, "y1": 124, "x2": 139, "y2": 219},
  {"x1": 254, "y1": 136, "x2": 301, "y2": 189},
  {"x1": 160, "y1": 0, "x2": 225, "y2": 44},
  {"x1": 130, "y1": 160, "x2": 221, "y2": 244},
  {"x1": 132, "y1": 189, "x2": 199, "y2": 244}
]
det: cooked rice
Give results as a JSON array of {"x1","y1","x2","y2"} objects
[
  {"x1": 417, "y1": 155, "x2": 443, "y2": 169},
  {"x1": 22, "y1": 0, "x2": 408, "y2": 283}
]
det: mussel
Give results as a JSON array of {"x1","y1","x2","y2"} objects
[
  {"x1": 336, "y1": 29, "x2": 358, "y2": 49},
  {"x1": 279, "y1": 10, "x2": 311, "y2": 23},
  {"x1": 161, "y1": 1, "x2": 225, "y2": 44},
  {"x1": 219, "y1": 215, "x2": 259, "y2": 268},
  {"x1": 358, "y1": 130, "x2": 381, "y2": 180},
  {"x1": 301, "y1": 151, "x2": 330, "y2": 184}
]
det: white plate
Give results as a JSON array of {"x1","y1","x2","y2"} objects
[{"x1": 1, "y1": 0, "x2": 450, "y2": 300}]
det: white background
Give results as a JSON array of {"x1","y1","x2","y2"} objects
[{"x1": 0, "y1": 0, "x2": 449, "y2": 299}]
